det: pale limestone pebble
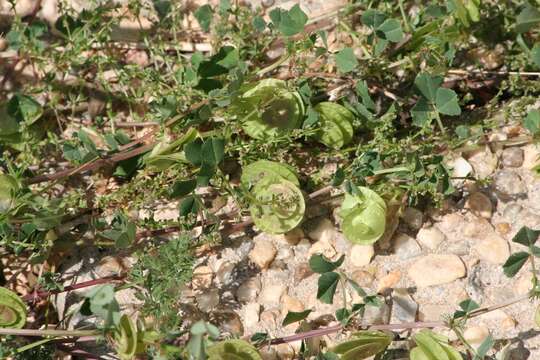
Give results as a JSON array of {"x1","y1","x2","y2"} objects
[
  {"x1": 151, "y1": 201, "x2": 180, "y2": 221},
  {"x1": 260, "y1": 309, "x2": 280, "y2": 329},
  {"x1": 274, "y1": 343, "x2": 296, "y2": 360},
  {"x1": 391, "y1": 288, "x2": 418, "y2": 323},
  {"x1": 0, "y1": 0, "x2": 38, "y2": 17},
  {"x1": 191, "y1": 265, "x2": 213, "y2": 290},
  {"x1": 416, "y1": 226, "x2": 446, "y2": 250},
  {"x1": 275, "y1": 228, "x2": 304, "y2": 246},
  {"x1": 464, "y1": 325, "x2": 490, "y2": 349},
  {"x1": 258, "y1": 283, "x2": 287, "y2": 308},
  {"x1": 473, "y1": 235, "x2": 509, "y2": 264},
  {"x1": 492, "y1": 170, "x2": 527, "y2": 199},
  {"x1": 275, "y1": 246, "x2": 294, "y2": 263},
  {"x1": 362, "y1": 301, "x2": 391, "y2": 325},
  {"x1": 215, "y1": 261, "x2": 236, "y2": 286},
  {"x1": 196, "y1": 289, "x2": 219, "y2": 312},
  {"x1": 308, "y1": 239, "x2": 337, "y2": 259},
  {"x1": 522, "y1": 143, "x2": 540, "y2": 169},
  {"x1": 418, "y1": 304, "x2": 454, "y2": 322},
  {"x1": 437, "y1": 213, "x2": 467, "y2": 242},
  {"x1": 516, "y1": 273, "x2": 534, "y2": 295},
  {"x1": 502, "y1": 147, "x2": 524, "y2": 168},
  {"x1": 478, "y1": 309, "x2": 517, "y2": 330},
  {"x1": 242, "y1": 303, "x2": 261, "y2": 330},
  {"x1": 350, "y1": 269, "x2": 375, "y2": 288},
  {"x1": 281, "y1": 294, "x2": 305, "y2": 314},
  {"x1": 495, "y1": 222, "x2": 512, "y2": 236},
  {"x1": 392, "y1": 233, "x2": 422, "y2": 260},
  {"x1": 249, "y1": 236, "x2": 277, "y2": 269},
  {"x1": 334, "y1": 232, "x2": 352, "y2": 254},
  {"x1": 349, "y1": 244, "x2": 374, "y2": 267},
  {"x1": 0, "y1": 36, "x2": 6, "y2": 51},
  {"x1": 465, "y1": 192, "x2": 493, "y2": 219},
  {"x1": 236, "y1": 277, "x2": 261, "y2": 303},
  {"x1": 293, "y1": 263, "x2": 314, "y2": 285},
  {"x1": 377, "y1": 270, "x2": 402, "y2": 294},
  {"x1": 259, "y1": 348, "x2": 278, "y2": 360},
  {"x1": 125, "y1": 49, "x2": 149, "y2": 67},
  {"x1": 526, "y1": 180, "x2": 540, "y2": 213},
  {"x1": 402, "y1": 207, "x2": 424, "y2": 230},
  {"x1": 39, "y1": 0, "x2": 59, "y2": 24},
  {"x1": 448, "y1": 156, "x2": 473, "y2": 178},
  {"x1": 294, "y1": 238, "x2": 312, "y2": 260},
  {"x1": 307, "y1": 218, "x2": 338, "y2": 243},
  {"x1": 467, "y1": 146, "x2": 498, "y2": 179},
  {"x1": 408, "y1": 255, "x2": 466, "y2": 287}
]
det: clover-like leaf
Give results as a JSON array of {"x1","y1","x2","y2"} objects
[
  {"x1": 376, "y1": 18, "x2": 403, "y2": 42},
  {"x1": 0, "y1": 174, "x2": 19, "y2": 213},
  {"x1": 512, "y1": 226, "x2": 540, "y2": 247},
  {"x1": 241, "y1": 160, "x2": 299, "y2": 188},
  {"x1": 502, "y1": 251, "x2": 529, "y2": 278},
  {"x1": 231, "y1": 79, "x2": 304, "y2": 140},
  {"x1": 361, "y1": 9, "x2": 386, "y2": 28},
  {"x1": 435, "y1": 88, "x2": 461, "y2": 116},
  {"x1": 317, "y1": 271, "x2": 340, "y2": 304},
  {"x1": 524, "y1": 109, "x2": 540, "y2": 135},
  {"x1": 335, "y1": 48, "x2": 358, "y2": 73},
  {"x1": 332, "y1": 331, "x2": 392, "y2": 360},
  {"x1": 207, "y1": 339, "x2": 262, "y2": 360},
  {"x1": 282, "y1": 309, "x2": 312, "y2": 326},
  {"x1": 415, "y1": 73, "x2": 443, "y2": 102},
  {"x1": 249, "y1": 178, "x2": 305, "y2": 234},
  {"x1": 339, "y1": 188, "x2": 386, "y2": 244},
  {"x1": 516, "y1": 4, "x2": 540, "y2": 33},
  {"x1": 313, "y1": 102, "x2": 354, "y2": 149},
  {"x1": 411, "y1": 97, "x2": 433, "y2": 127},
  {"x1": 269, "y1": 4, "x2": 308, "y2": 37},
  {"x1": 0, "y1": 287, "x2": 27, "y2": 329},
  {"x1": 309, "y1": 254, "x2": 345, "y2": 274}
]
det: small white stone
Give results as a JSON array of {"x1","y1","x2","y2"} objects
[
  {"x1": 464, "y1": 325, "x2": 490, "y2": 348},
  {"x1": 416, "y1": 227, "x2": 446, "y2": 250},
  {"x1": 249, "y1": 237, "x2": 277, "y2": 269},
  {"x1": 393, "y1": 233, "x2": 422, "y2": 260},
  {"x1": 449, "y1": 156, "x2": 473, "y2": 178},
  {"x1": 465, "y1": 192, "x2": 493, "y2": 219},
  {"x1": 309, "y1": 240, "x2": 337, "y2": 259},
  {"x1": 349, "y1": 244, "x2": 374, "y2": 267},
  {"x1": 501, "y1": 147, "x2": 524, "y2": 168},
  {"x1": 408, "y1": 255, "x2": 466, "y2": 287},
  {"x1": 236, "y1": 277, "x2": 261, "y2": 302},
  {"x1": 243, "y1": 303, "x2": 261, "y2": 329},
  {"x1": 258, "y1": 284, "x2": 286, "y2": 307},
  {"x1": 281, "y1": 295, "x2": 305, "y2": 315},
  {"x1": 467, "y1": 147, "x2": 498, "y2": 179},
  {"x1": 192, "y1": 266, "x2": 213, "y2": 290},
  {"x1": 522, "y1": 144, "x2": 540, "y2": 169},
  {"x1": 473, "y1": 236, "x2": 509, "y2": 264}
]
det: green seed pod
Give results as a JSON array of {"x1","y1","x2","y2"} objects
[
  {"x1": 0, "y1": 174, "x2": 19, "y2": 213},
  {"x1": 231, "y1": 79, "x2": 304, "y2": 140},
  {"x1": 313, "y1": 102, "x2": 354, "y2": 149},
  {"x1": 241, "y1": 160, "x2": 299, "y2": 188},
  {"x1": 339, "y1": 187, "x2": 386, "y2": 244},
  {"x1": 249, "y1": 177, "x2": 305, "y2": 234},
  {"x1": 0, "y1": 287, "x2": 27, "y2": 329},
  {"x1": 208, "y1": 339, "x2": 262, "y2": 360},
  {"x1": 411, "y1": 330, "x2": 463, "y2": 360},
  {"x1": 332, "y1": 330, "x2": 392, "y2": 360},
  {"x1": 115, "y1": 315, "x2": 138, "y2": 360}
]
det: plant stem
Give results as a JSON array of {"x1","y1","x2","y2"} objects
[
  {"x1": 398, "y1": 0, "x2": 411, "y2": 33},
  {"x1": 0, "y1": 328, "x2": 101, "y2": 337},
  {"x1": 433, "y1": 109, "x2": 446, "y2": 135}
]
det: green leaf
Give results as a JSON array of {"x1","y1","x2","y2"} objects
[
  {"x1": 502, "y1": 251, "x2": 529, "y2": 277},
  {"x1": 411, "y1": 98, "x2": 433, "y2": 127},
  {"x1": 170, "y1": 179, "x2": 197, "y2": 198},
  {"x1": 317, "y1": 272, "x2": 340, "y2": 304},
  {"x1": 184, "y1": 139, "x2": 203, "y2": 166},
  {"x1": 198, "y1": 46, "x2": 239, "y2": 78},
  {"x1": 309, "y1": 254, "x2": 345, "y2": 273},
  {"x1": 356, "y1": 81, "x2": 376, "y2": 111},
  {"x1": 153, "y1": 0, "x2": 171, "y2": 20},
  {"x1": 435, "y1": 88, "x2": 461, "y2": 116},
  {"x1": 531, "y1": 43, "x2": 540, "y2": 68},
  {"x1": 512, "y1": 226, "x2": 540, "y2": 246},
  {"x1": 376, "y1": 18, "x2": 404, "y2": 42},
  {"x1": 332, "y1": 331, "x2": 392, "y2": 360},
  {"x1": 180, "y1": 195, "x2": 200, "y2": 217},
  {"x1": 282, "y1": 309, "x2": 312, "y2": 326},
  {"x1": 335, "y1": 48, "x2": 358, "y2": 73},
  {"x1": 0, "y1": 174, "x2": 18, "y2": 213},
  {"x1": 453, "y1": 298, "x2": 479, "y2": 319},
  {"x1": 253, "y1": 16, "x2": 266, "y2": 32},
  {"x1": 201, "y1": 138, "x2": 225, "y2": 165},
  {"x1": 516, "y1": 4, "x2": 540, "y2": 33},
  {"x1": 194, "y1": 4, "x2": 213, "y2": 32},
  {"x1": 207, "y1": 339, "x2": 262, "y2": 360},
  {"x1": 270, "y1": 4, "x2": 308, "y2": 37},
  {"x1": 415, "y1": 73, "x2": 443, "y2": 102},
  {"x1": 335, "y1": 308, "x2": 351, "y2": 324},
  {"x1": 475, "y1": 335, "x2": 494, "y2": 359},
  {"x1": 361, "y1": 9, "x2": 386, "y2": 28},
  {"x1": 524, "y1": 109, "x2": 540, "y2": 135},
  {"x1": 7, "y1": 94, "x2": 43, "y2": 124},
  {"x1": 0, "y1": 287, "x2": 27, "y2": 329}
]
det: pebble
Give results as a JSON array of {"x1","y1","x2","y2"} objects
[
  {"x1": 278, "y1": 228, "x2": 304, "y2": 246},
  {"x1": 391, "y1": 288, "x2": 418, "y2": 323},
  {"x1": 216, "y1": 261, "x2": 236, "y2": 286},
  {"x1": 449, "y1": 156, "x2": 473, "y2": 178},
  {"x1": 275, "y1": 344, "x2": 295, "y2": 360},
  {"x1": 349, "y1": 244, "x2": 375, "y2": 267},
  {"x1": 393, "y1": 233, "x2": 422, "y2": 260},
  {"x1": 402, "y1": 207, "x2": 424, "y2": 230},
  {"x1": 192, "y1": 266, "x2": 213, "y2": 290},
  {"x1": 465, "y1": 192, "x2": 493, "y2": 219},
  {"x1": 211, "y1": 310, "x2": 244, "y2": 336},
  {"x1": 377, "y1": 270, "x2": 402, "y2": 293},
  {"x1": 416, "y1": 227, "x2": 446, "y2": 250},
  {"x1": 125, "y1": 49, "x2": 149, "y2": 67},
  {"x1": 249, "y1": 237, "x2": 277, "y2": 269},
  {"x1": 502, "y1": 147, "x2": 524, "y2": 168},
  {"x1": 362, "y1": 301, "x2": 390, "y2": 325},
  {"x1": 474, "y1": 236, "x2": 510, "y2": 264},
  {"x1": 236, "y1": 277, "x2": 261, "y2": 303},
  {"x1": 294, "y1": 263, "x2": 314, "y2": 284},
  {"x1": 522, "y1": 144, "x2": 540, "y2": 169},
  {"x1": 260, "y1": 309, "x2": 279, "y2": 329},
  {"x1": 493, "y1": 170, "x2": 527, "y2": 199},
  {"x1": 307, "y1": 218, "x2": 337, "y2": 243},
  {"x1": 464, "y1": 325, "x2": 490, "y2": 348},
  {"x1": 243, "y1": 303, "x2": 261, "y2": 329},
  {"x1": 281, "y1": 295, "x2": 305, "y2": 314},
  {"x1": 408, "y1": 255, "x2": 466, "y2": 287},
  {"x1": 309, "y1": 240, "x2": 337, "y2": 259},
  {"x1": 196, "y1": 289, "x2": 220, "y2": 312},
  {"x1": 351, "y1": 270, "x2": 375, "y2": 288},
  {"x1": 467, "y1": 147, "x2": 498, "y2": 179},
  {"x1": 258, "y1": 284, "x2": 286, "y2": 307}
]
